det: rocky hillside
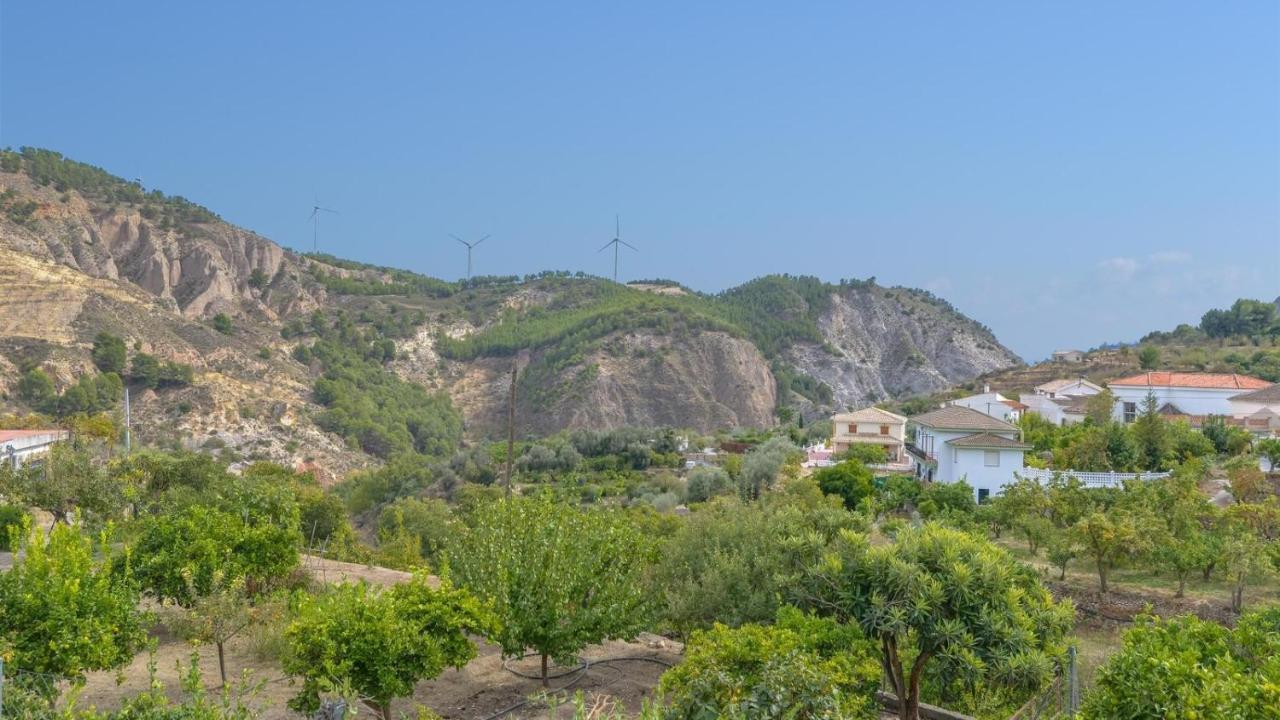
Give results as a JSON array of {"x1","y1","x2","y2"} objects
[
  {"x1": 0, "y1": 147, "x2": 1022, "y2": 471},
  {"x1": 787, "y1": 284, "x2": 1020, "y2": 409}
]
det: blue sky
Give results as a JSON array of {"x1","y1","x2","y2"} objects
[{"x1": 1, "y1": 2, "x2": 1276, "y2": 360}]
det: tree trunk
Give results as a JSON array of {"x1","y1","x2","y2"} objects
[
  {"x1": 541, "y1": 651, "x2": 549, "y2": 688},
  {"x1": 1097, "y1": 560, "x2": 1109, "y2": 595},
  {"x1": 216, "y1": 641, "x2": 227, "y2": 686},
  {"x1": 1203, "y1": 561, "x2": 1215, "y2": 581},
  {"x1": 1232, "y1": 575, "x2": 1245, "y2": 613},
  {"x1": 899, "y1": 691, "x2": 920, "y2": 720}
]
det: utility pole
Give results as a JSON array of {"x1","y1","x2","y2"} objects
[
  {"x1": 124, "y1": 387, "x2": 132, "y2": 453},
  {"x1": 505, "y1": 364, "x2": 517, "y2": 498}
]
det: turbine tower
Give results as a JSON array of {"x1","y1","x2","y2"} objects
[
  {"x1": 308, "y1": 201, "x2": 339, "y2": 252},
  {"x1": 451, "y1": 234, "x2": 489, "y2": 280},
  {"x1": 597, "y1": 215, "x2": 637, "y2": 282}
]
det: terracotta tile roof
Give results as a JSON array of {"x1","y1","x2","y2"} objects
[
  {"x1": 1001, "y1": 399, "x2": 1029, "y2": 411},
  {"x1": 910, "y1": 405, "x2": 1020, "y2": 432},
  {"x1": 1231, "y1": 384, "x2": 1280, "y2": 404},
  {"x1": 1108, "y1": 372, "x2": 1272, "y2": 390},
  {"x1": 946, "y1": 432, "x2": 1032, "y2": 450},
  {"x1": 0, "y1": 429, "x2": 67, "y2": 443},
  {"x1": 832, "y1": 407, "x2": 907, "y2": 424}
]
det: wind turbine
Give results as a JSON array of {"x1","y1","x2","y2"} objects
[
  {"x1": 598, "y1": 215, "x2": 637, "y2": 282},
  {"x1": 307, "y1": 201, "x2": 339, "y2": 252},
  {"x1": 450, "y1": 234, "x2": 489, "y2": 280}
]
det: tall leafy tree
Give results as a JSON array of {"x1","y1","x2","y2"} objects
[
  {"x1": 793, "y1": 524, "x2": 1074, "y2": 720},
  {"x1": 1130, "y1": 391, "x2": 1170, "y2": 470},
  {"x1": 450, "y1": 496, "x2": 655, "y2": 686}
]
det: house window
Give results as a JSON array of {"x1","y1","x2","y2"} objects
[
  {"x1": 880, "y1": 425, "x2": 890, "y2": 435},
  {"x1": 848, "y1": 424, "x2": 856, "y2": 434},
  {"x1": 984, "y1": 450, "x2": 1000, "y2": 467},
  {"x1": 1123, "y1": 402, "x2": 1137, "y2": 423},
  {"x1": 978, "y1": 488, "x2": 990, "y2": 504}
]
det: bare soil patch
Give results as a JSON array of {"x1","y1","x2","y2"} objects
[{"x1": 72, "y1": 556, "x2": 684, "y2": 719}]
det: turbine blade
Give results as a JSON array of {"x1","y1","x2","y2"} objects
[
  {"x1": 598, "y1": 240, "x2": 615, "y2": 253},
  {"x1": 473, "y1": 235, "x2": 489, "y2": 247},
  {"x1": 619, "y1": 239, "x2": 638, "y2": 251}
]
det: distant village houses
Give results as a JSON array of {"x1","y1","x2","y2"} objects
[{"x1": 1051, "y1": 349, "x2": 1085, "y2": 363}]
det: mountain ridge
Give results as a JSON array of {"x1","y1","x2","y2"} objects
[{"x1": 0, "y1": 147, "x2": 1022, "y2": 470}]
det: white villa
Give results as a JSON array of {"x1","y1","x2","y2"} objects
[
  {"x1": 831, "y1": 407, "x2": 908, "y2": 464},
  {"x1": 0, "y1": 429, "x2": 69, "y2": 469},
  {"x1": 1109, "y1": 372, "x2": 1272, "y2": 424},
  {"x1": 905, "y1": 405, "x2": 1030, "y2": 503},
  {"x1": 947, "y1": 386, "x2": 1026, "y2": 423},
  {"x1": 1020, "y1": 377, "x2": 1104, "y2": 426},
  {"x1": 1052, "y1": 349, "x2": 1085, "y2": 363}
]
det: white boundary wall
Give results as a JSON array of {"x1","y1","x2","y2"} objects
[{"x1": 1017, "y1": 467, "x2": 1171, "y2": 488}]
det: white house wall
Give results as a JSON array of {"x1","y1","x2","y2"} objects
[{"x1": 1111, "y1": 386, "x2": 1242, "y2": 421}]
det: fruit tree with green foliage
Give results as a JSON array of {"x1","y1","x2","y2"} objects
[
  {"x1": 450, "y1": 496, "x2": 654, "y2": 686},
  {"x1": 284, "y1": 575, "x2": 493, "y2": 720},
  {"x1": 793, "y1": 524, "x2": 1074, "y2": 720}
]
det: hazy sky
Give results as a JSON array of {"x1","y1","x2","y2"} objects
[{"x1": 2, "y1": 2, "x2": 1276, "y2": 360}]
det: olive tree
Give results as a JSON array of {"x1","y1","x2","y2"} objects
[
  {"x1": 793, "y1": 524, "x2": 1074, "y2": 720},
  {"x1": 285, "y1": 575, "x2": 492, "y2": 720},
  {"x1": 450, "y1": 496, "x2": 654, "y2": 686}
]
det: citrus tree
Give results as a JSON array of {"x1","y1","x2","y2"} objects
[
  {"x1": 129, "y1": 504, "x2": 299, "y2": 604},
  {"x1": 793, "y1": 523, "x2": 1074, "y2": 720},
  {"x1": 1081, "y1": 608, "x2": 1280, "y2": 718},
  {"x1": 0, "y1": 523, "x2": 147, "y2": 680},
  {"x1": 654, "y1": 606, "x2": 881, "y2": 720},
  {"x1": 284, "y1": 574, "x2": 492, "y2": 720},
  {"x1": 450, "y1": 496, "x2": 654, "y2": 686}
]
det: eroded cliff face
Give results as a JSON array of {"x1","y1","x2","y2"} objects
[
  {"x1": 442, "y1": 329, "x2": 777, "y2": 436},
  {"x1": 0, "y1": 171, "x2": 320, "y2": 319},
  {"x1": 787, "y1": 286, "x2": 1021, "y2": 409}
]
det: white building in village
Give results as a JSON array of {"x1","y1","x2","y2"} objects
[
  {"x1": 905, "y1": 405, "x2": 1029, "y2": 504},
  {"x1": 1108, "y1": 372, "x2": 1272, "y2": 423},
  {"x1": 1020, "y1": 377, "x2": 1104, "y2": 426},
  {"x1": 947, "y1": 386, "x2": 1026, "y2": 423},
  {"x1": 0, "y1": 429, "x2": 69, "y2": 469}
]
